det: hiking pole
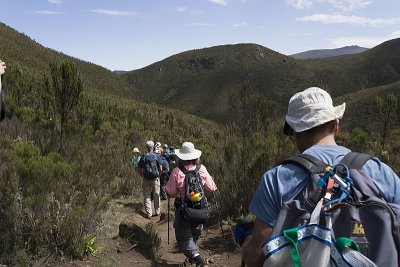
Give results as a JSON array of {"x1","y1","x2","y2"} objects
[
  {"x1": 212, "y1": 190, "x2": 229, "y2": 258},
  {"x1": 167, "y1": 196, "x2": 170, "y2": 245}
]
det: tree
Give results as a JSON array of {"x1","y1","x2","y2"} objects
[
  {"x1": 219, "y1": 81, "x2": 278, "y2": 215},
  {"x1": 375, "y1": 94, "x2": 397, "y2": 151},
  {"x1": 45, "y1": 61, "x2": 83, "y2": 152}
]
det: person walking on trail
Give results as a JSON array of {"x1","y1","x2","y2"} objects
[
  {"x1": 155, "y1": 146, "x2": 169, "y2": 200},
  {"x1": 137, "y1": 140, "x2": 163, "y2": 219},
  {"x1": 130, "y1": 147, "x2": 142, "y2": 171},
  {"x1": 0, "y1": 59, "x2": 6, "y2": 121},
  {"x1": 165, "y1": 141, "x2": 217, "y2": 267},
  {"x1": 241, "y1": 87, "x2": 400, "y2": 267}
]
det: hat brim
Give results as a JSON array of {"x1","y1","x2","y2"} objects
[
  {"x1": 283, "y1": 102, "x2": 346, "y2": 135},
  {"x1": 174, "y1": 149, "x2": 202, "y2": 161}
]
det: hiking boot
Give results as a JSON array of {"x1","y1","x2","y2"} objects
[
  {"x1": 193, "y1": 255, "x2": 208, "y2": 267},
  {"x1": 180, "y1": 257, "x2": 195, "y2": 267},
  {"x1": 139, "y1": 210, "x2": 151, "y2": 219}
]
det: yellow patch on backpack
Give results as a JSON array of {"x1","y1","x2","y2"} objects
[{"x1": 351, "y1": 221, "x2": 365, "y2": 236}]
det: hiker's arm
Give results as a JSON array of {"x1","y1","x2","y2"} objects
[
  {"x1": 199, "y1": 165, "x2": 217, "y2": 192},
  {"x1": 165, "y1": 168, "x2": 178, "y2": 197},
  {"x1": 242, "y1": 218, "x2": 272, "y2": 267}
]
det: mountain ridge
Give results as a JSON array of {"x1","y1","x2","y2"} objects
[{"x1": 290, "y1": 45, "x2": 369, "y2": 60}]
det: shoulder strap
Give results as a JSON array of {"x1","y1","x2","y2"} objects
[
  {"x1": 194, "y1": 164, "x2": 201, "y2": 173},
  {"x1": 281, "y1": 154, "x2": 327, "y2": 174},
  {"x1": 339, "y1": 152, "x2": 385, "y2": 199},
  {"x1": 179, "y1": 165, "x2": 188, "y2": 173},
  {"x1": 339, "y1": 152, "x2": 373, "y2": 170}
]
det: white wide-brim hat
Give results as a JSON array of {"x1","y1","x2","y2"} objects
[
  {"x1": 175, "y1": 142, "x2": 202, "y2": 161},
  {"x1": 132, "y1": 147, "x2": 140, "y2": 153},
  {"x1": 283, "y1": 87, "x2": 346, "y2": 135}
]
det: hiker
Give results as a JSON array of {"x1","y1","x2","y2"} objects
[
  {"x1": 162, "y1": 143, "x2": 170, "y2": 158},
  {"x1": 155, "y1": 146, "x2": 169, "y2": 200},
  {"x1": 137, "y1": 140, "x2": 163, "y2": 219},
  {"x1": 0, "y1": 59, "x2": 6, "y2": 121},
  {"x1": 130, "y1": 147, "x2": 142, "y2": 171},
  {"x1": 241, "y1": 87, "x2": 400, "y2": 267},
  {"x1": 165, "y1": 141, "x2": 217, "y2": 267},
  {"x1": 155, "y1": 141, "x2": 162, "y2": 153}
]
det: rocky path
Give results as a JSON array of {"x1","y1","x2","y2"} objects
[{"x1": 50, "y1": 196, "x2": 242, "y2": 267}]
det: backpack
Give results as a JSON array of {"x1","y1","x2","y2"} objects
[
  {"x1": 141, "y1": 152, "x2": 160, "y2": 180},
  {"x1": 131, "y1": 155, "x2": 141, "y2": 169},
  {"x1": 264, "y1": 152, "x2": 400, "y2": 267},
  {"x1": 178, "y1": 164, "x2": 210, "y2": 224}
]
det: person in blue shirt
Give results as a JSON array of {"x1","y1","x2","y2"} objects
[
  {"x1": 241, "y1": 87, "x2": 400, "y2": 267},
  {"x1": 137, "y1": 141, "x2": 163, "y2": 219}
]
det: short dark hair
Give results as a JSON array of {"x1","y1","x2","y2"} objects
[
  {"x1": 179, "y1": 159, "x2": 198, "y2": 167},
  {"x1": 300, "y1": 120, "x2": 336, "y2": 137}
]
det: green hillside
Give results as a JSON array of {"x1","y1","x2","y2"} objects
[
  {"x1": 0, "y1": 22, "x2": 134, "y2": 98},
  {"x1": 122, "y1": 39, "x2": 400, "y2": 124}
]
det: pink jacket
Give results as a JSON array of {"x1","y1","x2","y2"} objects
[{"x1": 165, "y1": 163, "x2": 217, "y2": 198}]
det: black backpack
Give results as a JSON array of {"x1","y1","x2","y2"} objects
[
  {"x1": 272, "y1": 152, "x2": 400, "y2": 267},
  {"x1": 141, "y1": 152, "x2": 160, "y2": 180},
  {"x1": 178, "y1": 164, "x2": 209, "y2": 224}
]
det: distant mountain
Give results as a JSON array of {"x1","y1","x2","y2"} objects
[
  {"x1": 113, "y1": 70, "x2": 127, "y2": 75},
  {"x1": 290, "y1": 45, "x2": 369, "y2": 60}
]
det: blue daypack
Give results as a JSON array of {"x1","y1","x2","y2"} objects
[{"x1": 142, "y1": 152, "x2": 160, "y2": 180}]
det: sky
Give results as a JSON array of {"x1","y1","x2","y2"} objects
[{"x1": 1, "y1": 0, "x2": 399, "y2": 71}]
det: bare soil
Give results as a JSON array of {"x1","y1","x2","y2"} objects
[{"x1": 43, "y1": 196, "x2": 242, "y2": 267}]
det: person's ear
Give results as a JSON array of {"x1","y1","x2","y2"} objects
[{"x1": 334, "y1": 119, "x2": 340, "y2": 137}]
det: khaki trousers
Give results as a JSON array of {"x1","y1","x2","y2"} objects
[{"x1": 142, "y1": 177, "x2": 160, "y2": 217}]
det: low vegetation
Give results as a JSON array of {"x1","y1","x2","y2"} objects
[{"x1": 1, "y1": 22, "x2": 400, "y2": 266}]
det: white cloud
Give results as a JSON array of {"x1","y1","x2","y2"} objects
[
  {"x1": 327, "y1": 0, "x2": 372, "y2": 12},
  {"x1": 36, "y1": 10, "x2": 62, "y2": 15},
  {"x1": 175, "y1": 6, "x2": 202, "y2": 15},
  {"x1": 208, "y1": 0, "x2": 228, "y2": 6},
  {"x1": 329, "y1": 31, "x2": 400, "y2": 48},
  {"x1": 89, "y1": 9, "x2": 134, "y2": 16},
  {"x1": 288, "y1": 0, "x2": 372, "y2": 11},
  {"x1": 287, "y1": 0, "x2": 313, "y2": 9},
  {"x1": 48, "y1": 0, "x2": 62, "y2": 4},
  {"x1": 297, "y1": 14, "x2": 400, "y2": 26},
  {"x1": 231, "y1": 22, "x2": 247, "y2": 27},
  {"x1": 176, "y1": 6, "x2": 188, "y2": 13}
]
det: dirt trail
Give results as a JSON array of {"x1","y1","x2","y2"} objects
[{"x1": 49, "y1": 196, "x2": 242, "y2": 267}]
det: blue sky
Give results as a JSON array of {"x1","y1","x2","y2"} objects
[{"x1": 1, "y1": 0, "x2": 399, "y2": 71}]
